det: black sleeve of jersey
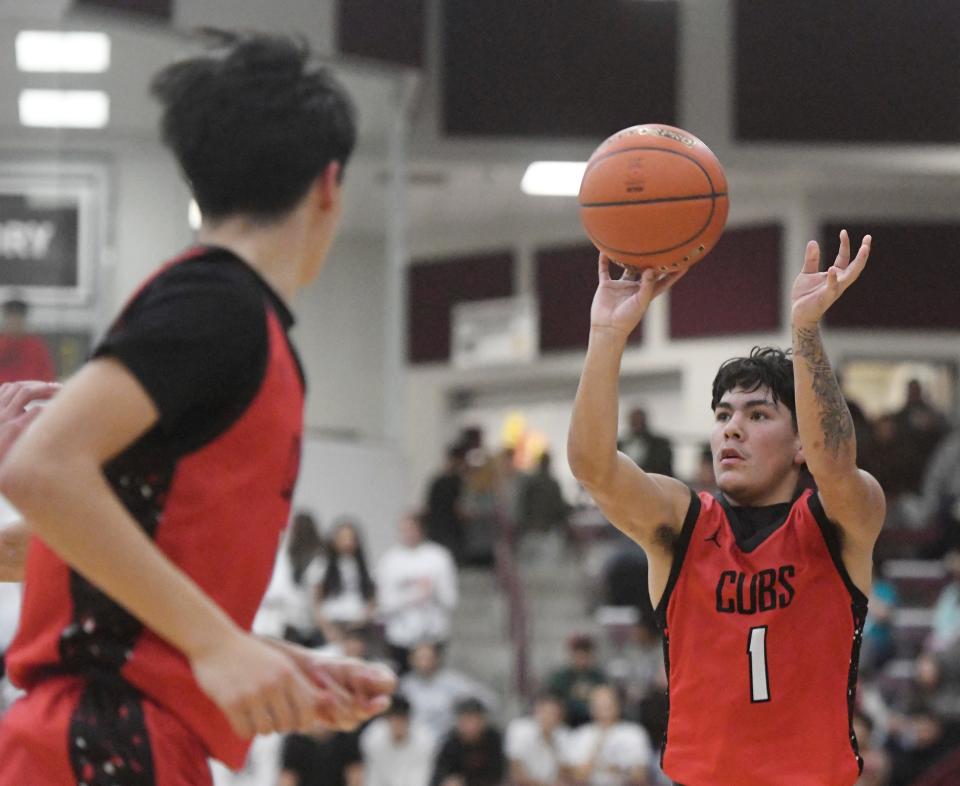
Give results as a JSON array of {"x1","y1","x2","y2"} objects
[{"x1": 93, "y1": 259, "x2": 267, "y2": 441}]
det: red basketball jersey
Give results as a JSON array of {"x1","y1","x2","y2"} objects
[{"x1": 657, "y1": 489, "x2": 867, "y2": 786}]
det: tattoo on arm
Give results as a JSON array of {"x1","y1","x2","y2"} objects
[{"x1": 794, "y1": 326, "x2": 854, "y2": 458}]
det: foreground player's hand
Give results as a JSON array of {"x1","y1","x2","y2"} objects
[
  {"x1": 0, "y1": 380, "x2": 60, "y2": 461},
  {"x1": 192, "y1": 629, "x2": 326, "y2": 738},
  {"x1": 271, "y1": 641, "x2": 397, "y2": 731},
  {"x1": 791, "y1": 229, "x2": 871, "y2": 326},
  {"x1": 590, "y1": 254, "x2": 686, "y2": 338}
]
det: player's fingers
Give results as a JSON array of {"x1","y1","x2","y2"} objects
[
  {"x1": 598, "y1": 254, "x2": 612, "y2": 282},
  {"x1": 3, "y1": 382, "x2": 59, "y2": 418},
  {"x1": 652, "y1": 267, "x2": 689, "y2": 298},
  {"x1": 801, "y1": 240, "x2": 820, "y2": 274},
  {"x1": 245, "y1": 699, "x2": 278, "y2": 736},
  {"x1": 356, "y1": 663, "x2": 397, "y2": 697},
  {"x1": 834, "y1": 229, "x2": 851, "y2": 269},
  {"x1": 836, "y1": 235, "x2": 871, "y2": 291},
  {"x1": 224, "y1": 705, "x2": 255, "y2": 739}
]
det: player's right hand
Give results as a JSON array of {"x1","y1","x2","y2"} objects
[
  {"x1": 191, "y1": 629, "x2": 329, "y2": 738},
  {"x1": 590, "y1": 254, "x2": 686, "y2": 338}
]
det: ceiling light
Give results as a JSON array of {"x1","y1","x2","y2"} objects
[
  {"x1": 521, "y1": 161, "x2": 588, "y2": 197},
  {"x1": 16, "y1": 31, "x2": 111, "y2": 73},
  {"x1": 188, "y1": 199, "x2": 202, "y2": 231},
  {"x1": 19, "y1": 89, "x2": 110, "y2": 128}
]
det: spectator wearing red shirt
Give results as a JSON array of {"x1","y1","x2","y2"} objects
[{"x1": 0, "y1": 299, "x2": 55, "y2": 383}]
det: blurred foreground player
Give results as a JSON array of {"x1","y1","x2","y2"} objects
[
  {"x1": 568, "y1": 232, "x2": 884, "y2": 786},
  {"x1": 0, "y1": 33, "x2": 394, "y2": 786}
]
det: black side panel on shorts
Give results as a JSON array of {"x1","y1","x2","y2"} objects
[{"x1": 68, "y1": 678, "x2": 157, "y2": 785}]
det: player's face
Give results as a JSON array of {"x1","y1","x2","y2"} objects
[{"x1": 710, "y1": 386, "x2": 804, "y2": 506}]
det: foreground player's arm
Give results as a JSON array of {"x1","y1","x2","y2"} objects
[
  {"x1": 568, "y1": 255, "x2": 690, "y2": 547},
  {"x1": 790, "y1": 230, "x2": 885, "y2": 546},
  {"x1": 0, "y1": 359, "x2": 331, "y2": 737},
  {"x1": 0, "y1": 521, "x2": 29, "y2": 582}
]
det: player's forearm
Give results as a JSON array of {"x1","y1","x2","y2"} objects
[
  {"x1": 791, "y1": 321, "x2": 857, "y2": 475},
  {"x1": 0, "y1": 453, "x2": 239, "y2": 658},
  {"x1": 0, "y1": 520, "x2": 28, "y2": 581},
  {"x1": 568, "y1": 327, "x2": 629, "y2": 483}
]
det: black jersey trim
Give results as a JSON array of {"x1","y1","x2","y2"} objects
[
  {"x1": 847, "y1": 603, "x2": 867, "y2": 776},
  {"x1": 807, "y1": 493, "x2": 870, "y2": 608},
  {"x1": 660, "y1": 633, "x2": 671, "y2": 770},
  {"x1": 654, "y1": 488, "x2": 701, "y2": 630}
]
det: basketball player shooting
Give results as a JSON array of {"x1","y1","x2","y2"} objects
[
  {"x1": 0, "y1": 33, "x2": 394, "y2": 786},
  {"x1": 568, "y1": 231, "x2": 883, "y2": 786}
]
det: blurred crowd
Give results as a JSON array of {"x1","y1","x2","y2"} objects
[{"x1": 3, "y1": 378, "x2": 960, "y2": 786}]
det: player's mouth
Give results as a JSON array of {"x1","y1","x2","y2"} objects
[{"x1": 719, "y1": 448, "x2": 745, "y2": 466}]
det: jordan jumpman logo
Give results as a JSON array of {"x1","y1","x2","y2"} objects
[{"x1": 705, "y1": 527, "x2": 722, "y2": 548}]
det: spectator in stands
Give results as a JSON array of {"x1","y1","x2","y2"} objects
[
  {"x1": 688, "y1": 443, "x2": 717, "y2": 493},
  {"x1": 360, "y1": 694, "x2": 436, "y2": 786},
  {"x1": 315, "y1": 518, "x2": 377, "y2": 642},
  {"x1": 604, "y1": 621, "x2": 664, "y2": 724},
  {"x1": 860, "y1": 557, "x2": 899, "y2": 677},
  {"x1": 279, "y1": 724, "x2": 363, "y2": 786},
  {"x1": 399, "y1": 641, "x2": 498, "y2": 739},
  {"x1": 866, "y1": 415, "x2": 913, "y2": 501},
  {"x1": 618, "y1": 407, "x2": 672, "y2": 476},
  {"x1": 0, "y1": 298, "x2": 55, "y2": 383},
  {"x1": 518, "y1": 452, "x2": 571, "y2": 554},
  {"x1": 461, "y1": 448, "x2": 499, "y2": 568},
  {"x1": 927, "y1": 550, "x2": 960, "y2": 655},
  {"x1": 545, "y1": 634, "x2": 608, "y2": 728},
  {"x1": 431, "y1": 697, "x2": 505, "y2": 786},
  {"x1": 495, "y1": 446, "x2": 525, "y2": 531},
  {"x1": 255, "y1": 510, "x2": 326, "y2": 646},
  {"x1": 918, "y1": 429, "x2": 960, "y2": 553},
  {"x1": 377, "y1": 513, "x2": 458, "y2": 672},
  {"x1": 504, "y1": 691, "x2": 571, "y2": 786},
  {"x1": 893, "y1": 379, "x2": 950, "y2": 495},
  {"x1": 563, "y1": 684, "x2": 652, "y2": 786},
  {"x1": 425, "y1": 444, "x2": 469, "y2": 562},
  {"x1": 853, "y1": 710, "x2": 891, "y2": 786},
  {"x1": 602, "y1": 545, "x2": 656, "y2": 633}
]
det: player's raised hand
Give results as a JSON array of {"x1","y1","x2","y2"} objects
[
  {"x1": 590, "y1": 254, "x2": 686, "y2": 338},
  {"x1": 791, "y1": 230, "x2": 871, "y2": 326}
]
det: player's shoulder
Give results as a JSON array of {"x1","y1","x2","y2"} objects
[{"x1": 152, "y1": 246, "x2": 263, "y2": 297}]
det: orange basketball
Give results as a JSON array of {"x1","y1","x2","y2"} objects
[{"x1": 578, "y1": 124, "x2": 729, "y2": 272}]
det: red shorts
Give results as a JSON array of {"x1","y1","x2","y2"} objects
[{"x1": 0, "y1": 676, "x2": 212, "y2": 786}]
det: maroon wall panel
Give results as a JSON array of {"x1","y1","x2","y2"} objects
[
  {"x1": 76, "y1": 0, "x2": 172, "y2": 19},
  {"x1": 822, "y1": 223, "x2": 960, "y2": 330},
  {"x1": 407, "y1": 253, "x2": 514, "y2": 364},
  {"x1": 443, "y1": 0, "x2": 677, "y2": 137},
  {"x1": 669, "y1": 225, "x2": 782, "y2": 338},
  {"x1": 536, "y1": 244, "x2": 642, "y2": 352},
  {"x1": 337, "y1": 0, "x2": 425, "y2": 68}
]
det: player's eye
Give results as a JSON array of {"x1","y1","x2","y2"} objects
[
  {"x1": 715, "y1": 412, "x2": 729, "y2": 422},
  {"x1": 751, "y1": 411, "x2": 767, "y2": 420}
]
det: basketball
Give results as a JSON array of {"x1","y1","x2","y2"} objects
[{"x1": 578, "y1": 124, "x2": 729, "y2": 272}]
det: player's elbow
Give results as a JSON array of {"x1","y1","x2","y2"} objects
[
  {"x1": 567, "y1": 443, "x2": 613, "y2": 487},
  {"x1": 0, "y1": 440, "x2": 66, "y2": 515}
]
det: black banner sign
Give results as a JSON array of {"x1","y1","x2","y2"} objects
[{"x1": 0, "y1": 194, "x2": 80, "y2": 288}]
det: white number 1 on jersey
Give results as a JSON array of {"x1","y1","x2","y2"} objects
[{"x1": 748, "y1": 626, "x2": 771, "y2": 702}]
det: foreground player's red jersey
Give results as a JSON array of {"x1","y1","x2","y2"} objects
[{"x1": 657, "y1": 489, "x2": 868, "y2": 786}]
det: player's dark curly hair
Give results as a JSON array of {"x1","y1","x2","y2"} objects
[
  {"x1": 150, "y1": 30, "x2": 356, "y2": 221},
  {"x1": 711, "y1": 347, "x2": 796, "y2": 424}
]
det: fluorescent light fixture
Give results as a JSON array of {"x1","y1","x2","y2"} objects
[
  {"x1": 521, "y1": 161, "x2": 588, "y2": 197},
  {"x1": 19, "y1": 89, "x2": 109, "y2": 128},
  {"x1": 188, "y1": 199, "x2": 202, "y2": 231},
  {"x1": 16, "y1": 31, "x2": 110, "y2": 73}
]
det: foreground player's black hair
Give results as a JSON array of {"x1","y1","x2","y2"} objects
[
  {"x1": 711, "y1": 347, "x2": 796, "y2": 424},
  {"x1": 151, "y1": 30, "x2": 356, "y2": 221}
]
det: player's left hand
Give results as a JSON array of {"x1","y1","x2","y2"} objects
[{"x1": 791, "y1": 229, "x2": 871, "y2": 325}]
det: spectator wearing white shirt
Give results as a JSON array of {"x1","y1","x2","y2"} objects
[
  {"x1": 315, "y1": 518, "x2": 376, "y2": 642},
  {"x1": 377, "y1": 513, "x2": 458, "y2": 672},
  {"x1": 400, "y1": 642, "x2": 499, "y2": 739},
  {"x1": 361, "y1": 694, "x2": 436, "y2": 786},
  {"x1": 564, "y1": 684, "x2": 652, "y2": 786},
  {"x1": 505, "y1": 692, "x2": 571, "y2": 786}
]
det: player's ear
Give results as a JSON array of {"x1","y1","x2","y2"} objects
[
  {"x1": 315, "y1": 161, "x2": 342, "y2": 212},
  {"x1": 793, "y1": 435, "x2": 805, "y2": 467}
]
